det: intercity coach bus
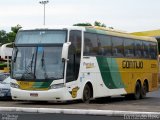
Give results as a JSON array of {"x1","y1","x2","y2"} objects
[{"x1": 10, "y1": 26, "x2": 158, "y2": 102}]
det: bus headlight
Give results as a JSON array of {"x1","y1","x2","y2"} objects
[
  {"x1": 50, "y1": 83, "x2": 64, "y2": 89},
  {"x1": 10, "y1": 82, "x2": 20, "y2": 89}
]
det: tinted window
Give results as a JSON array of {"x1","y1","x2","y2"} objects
[
  {"x1": 143, "y1": 41, "x2": 150, "y2": 58},
  {"x1": 84, "y1": 33, "x2": 98, "y2": 56},
  {"x1": 35, "y1": 47, "x2": 64, "y2": 80},
  {"x1": 135, "y1": 40, "x2": 142, "y2": 58},
  {"x1": 150, "y1": 42, "x2": 157, "y2": 59},
  {"x1": 112, "y1": 37, "x2": 124, "y2": 57},
  {"x1": 124, "y1": 39, "x2": 135, "y2": 57},
  {"x1": 98, "y1": 35, "x2": 112, "y2": 56},
  {"x1": 66, "y1": 30, "x2": 82, "y2": 82},
  {"x1": 16, "y1": 30, "x2": 67, "y2": 44}
]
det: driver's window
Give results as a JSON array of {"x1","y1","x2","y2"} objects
[{"x1": 66, "y1": 30, "x2": 81, "y2": 83}]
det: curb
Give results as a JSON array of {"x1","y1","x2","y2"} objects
[{"x1": 0, "y1": 107, "x2": 160, "y2": 116}]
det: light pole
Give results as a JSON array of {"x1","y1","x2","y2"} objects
[{"x1": 39, "y1": 0, "x2": 49, "y2": 26}]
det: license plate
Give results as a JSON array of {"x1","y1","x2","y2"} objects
[{"x1": 30, "y1": 93, "x2": 38, "y2": 97}]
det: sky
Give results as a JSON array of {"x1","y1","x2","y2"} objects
[{"x1": 0, "y1": 0, "x2": 160, "y2": 32}]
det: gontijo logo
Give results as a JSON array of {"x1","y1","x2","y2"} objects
[
  {"x1": 122, "y1": 60, "x2": 143, "y2": 69},
  {"x1": 83, "y1": 62, "x2": 95, "y2": 69}
]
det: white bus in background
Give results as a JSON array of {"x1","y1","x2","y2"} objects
[
  {"x1": 0, "y1": 42, "x2": 13, "y2": 60},
  {"x1": 0, "y1": 43, "x2": 13, "y2": 73}
]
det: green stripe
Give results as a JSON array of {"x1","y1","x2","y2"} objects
[
  {"x1": 32, "y1": 81, "x2": 53, "y2": 89},
  {"x1": 97, "y1": 57, "x2": 124, "y2": 89},
  {"x1": 109, "y1": 59, "x2": 124, "y2": 88}
]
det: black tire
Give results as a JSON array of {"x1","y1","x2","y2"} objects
[
  {"x1": 96, "y1": 96, "x2": 111, "y2": 103},
  {"x1": 141, "y1": 81, "x2": 148, "y2": 99},
  {"x1": 133, "y1": 81, "x2": 141, "y2": 100},
  {"x1": 83, "y1": 84, "x2": 91, "y2": 103},
  {"x1": 125, "y1": 94, "x2": 133, "y2": 100}
]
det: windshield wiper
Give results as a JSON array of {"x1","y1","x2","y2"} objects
[
  {"x1": 31, "y1": 53, "x2": 34, "y2": 72},
  {"x1": 41, "y1": 51, "x2": 48, "y2": 79},
  {"x1": 21, "y1": 53, "x2": 35, "y2": 80}
]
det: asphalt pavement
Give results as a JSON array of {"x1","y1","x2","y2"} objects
[
  {"x1": 0, "y1": 112, "x2": 128, "y2": 120},
  {"x1": 0, "y1": 88, "x2": 160, "y2": 112},
  {"x1": 0, "y1": 87, "x2": 160, "y2": 120}
]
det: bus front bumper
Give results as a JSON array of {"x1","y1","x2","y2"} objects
[{"x1": 11, "y1": 87, "x2": 70, "y2": 101}]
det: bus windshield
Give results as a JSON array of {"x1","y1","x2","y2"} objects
[
  {"x1": 12, "y1": 46, "x2": 64, "y2": 80},
  {"x1": 15, "y1": 30, "x2": 67, "y2": 44},
  {"x1": 12, "y1": 30, "x2": 67, "y2": 81}
]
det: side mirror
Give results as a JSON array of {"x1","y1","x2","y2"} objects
[{"x1": 61, "y1": 42, "x2": 71, "y2": 61}]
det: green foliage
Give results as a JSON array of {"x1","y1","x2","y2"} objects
[
  {"x1": 11, "y1": 24, "x2": 22, "y2": 34},
  {"x1": 0, "y1": 63, "x2": 7, "y2": 67},
  {"x1": 0, "y1": 30, "x2": 8, "y2": 44},
  {"x1": 73, "y1": 21, "x2": 107, "y2": 28},
  {"x1": 73, "y1": 23, "x2": 92, "y2": 26},
  {"x1": 94, "y1": 21, "x2": 106, "y2": 27},
  {"x1": 6, "y1": 32, "x2": 16, "y2": 43},
  {"x1": 0, "y1": 24, "x2": 22, "y2": 44}
]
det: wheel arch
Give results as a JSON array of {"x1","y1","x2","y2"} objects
[{"x1": 136, "y1": 79, "x2": 142, "y2": 88}]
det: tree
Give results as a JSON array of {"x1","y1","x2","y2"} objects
[
  {"x1": 73, "y1": 21, "x2": 107, "y2": 27},
  {"x1": 6, "y1": 32, "x2": 16, "y2": 43},
  {"x1": 73, "y1": 23, "x2": 92, "y2": 26},
  {"x1": 11, "y1": 24, "x2": 22, "y2": 34},
  {"x1": 94, "y1": 21, "x2": 106, "y2": 27},
  {"x1": 7, "y1": 24, "x2": 22, "y2": 43},
  {"x1": 0, "y1": 24, "x2": 22, "y2": 44},
  {"x1": 0, "y1": 30, "x2": 8, "y2": 44}
]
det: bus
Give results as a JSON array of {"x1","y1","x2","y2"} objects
[
  {"x1": 131, "y1": 30, "x2": 160, "y2": 83},
  {"x1": 0, "y1": 43, "x2": 13, "y2": 73},
  {"x1": 131, "y1": 29, "x2": 160, "y2": 54},
  {"x1": 10, "y1": 26, "x2": 158, "y2": 102}
]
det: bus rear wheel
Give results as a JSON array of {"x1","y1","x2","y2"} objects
[
  {"x1": 83, "y1": 84, "x2": 91, "y2": 103},
  {"x1": 133, "y1": 81, "x2": 141, "y2": 100},
  {"x1": 130, "y1": 81, "x2": 141, "y2": 100},
  {"x1": 141, "y1": 81, "x2": 148, "y2": 99}
]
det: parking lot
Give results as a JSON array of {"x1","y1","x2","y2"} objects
[{"x1": 0, "y1": 87, "x2": 159, "y2": 112}]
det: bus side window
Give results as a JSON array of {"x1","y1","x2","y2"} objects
[
  {"x1": 84, "y1": 33, "x2": 98, "y2": 56},
  {"x1": 150, "y1": 42, "x2": 157, "y2": 59},
  {"x1": 124, "y1": 38, "x2": 135, "y2": 57},
  {"x1": 84, "y1": 38, "x2": 91, "y2": 56},
  {"x1": 143, "y1": 41, "x2": 150, "y2": 58},
  {"x1": 135, "y1": 40, "x2": 142, "y2": 58},
  {"x1": 112, "y1": 37, "x2": 124, "y2": 57},
  {"x1": 98, "y1": 35, "x2": 112, "y2": 56},
  {"x1": 66, "y1": 30, "x2": 82, "y2": 83}
]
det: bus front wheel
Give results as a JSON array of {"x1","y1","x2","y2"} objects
[{"x1": 83, "y1": 84, "x2": 92, "y2": 103}]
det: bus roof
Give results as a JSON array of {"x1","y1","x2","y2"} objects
[
  {"x1": 19, "y1": 26, "x2": 157, "y2": 42},
  {"x1": 131, "y1": 29, "x2": 160, "y2": 38},
  {"x1": 85, "y1": 26, "x2": 157, "y2": 42},
  {"x1": 19, "y1": 26, "x2": 86, "y2": 31}
]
